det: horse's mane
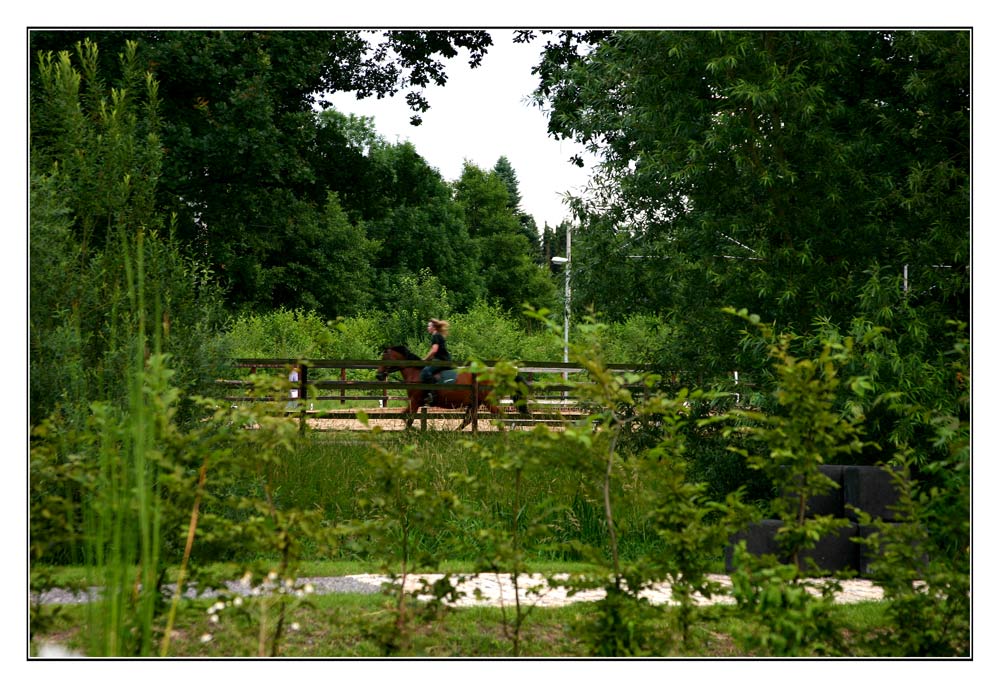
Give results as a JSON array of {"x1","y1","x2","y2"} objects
[{"x1": 388, "y1": 344, "x2": 417, "y2": 359}]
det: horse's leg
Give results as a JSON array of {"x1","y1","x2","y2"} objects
[
  {"x1": 404, "y1": 393, "x2": 421, "y2": 430},
  {"x1": 485, "y1": 400, "x2": 507, "y2": 432},
  {"x1": 456, "y1": 406, "x2": 470, "y2": 431}
]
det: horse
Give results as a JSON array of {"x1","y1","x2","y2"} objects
[{"x1": 375, "y1": 345, "x2": 511, "y2": 430}]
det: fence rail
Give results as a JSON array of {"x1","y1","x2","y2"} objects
[
  {"x1": 217, "y1": 358, "x2": 755, "y2": 432},
  {"x1": 217, "y1": 358, "x2": 651, "y2": 431}
]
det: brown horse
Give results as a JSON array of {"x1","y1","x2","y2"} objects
[{"x1": 375, "y1": 345, "x2": 501, "y2": 430}]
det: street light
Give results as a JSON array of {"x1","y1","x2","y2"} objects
[
  {"x1": 551, "y1": 254, "x2": 570, "y2": 354},
  {"x1": 551, "y1": 228, "x2": 571, "y2": 399}
]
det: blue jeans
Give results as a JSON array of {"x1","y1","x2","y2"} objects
[{"x1": 420, "y1": 366, "x2": 438, "y2": 384}]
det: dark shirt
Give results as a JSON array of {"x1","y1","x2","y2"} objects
[{"x1": 430, "y1": 333, "x2": 451, "y2": 361}]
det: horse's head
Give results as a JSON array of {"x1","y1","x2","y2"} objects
[{"x1": 375, "y1": 345, "x2": 412, "y2": 381}]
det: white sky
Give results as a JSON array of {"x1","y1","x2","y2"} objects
[{"x1": 327, "y1": 30, "x2": 598, "y2": 230}]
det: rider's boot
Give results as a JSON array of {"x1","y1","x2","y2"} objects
[{"x1": 427, "y1": 373, "x2": 442, "y2": 406}]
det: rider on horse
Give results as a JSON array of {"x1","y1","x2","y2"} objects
[{"x1": 421, "y1": 318, "x2": 453, "y2": 384}]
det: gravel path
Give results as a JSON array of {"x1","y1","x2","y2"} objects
[{"x1": 31, "y1": 573, "x2": 885, "y2": 607}]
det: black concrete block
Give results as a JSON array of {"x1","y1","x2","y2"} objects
[
  {"x1": 781, "y1": 464, "x2": 846, "y2": 518},
  {"x1": 798, "y1": 523, "x2": 860, "y2": 575},
  {"x1": 844, "y1": 465, "x2": 902, "y2": 522},
  {"x1": 725, "y1": 519, "x2": 783, "y2": 571},
  {"x1": 725, "y1": 519, "x2": 860, "y2": 574},
  {"x1": 809, "y1": 464, "x2": 846, "y2": 517},
  {"x1": 857, "y1": 523, "x2": 929, "y2": 577}
]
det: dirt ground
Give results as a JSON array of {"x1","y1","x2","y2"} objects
[{"x1": 300, "y1": 407, "x2": 571, "y2": 433}]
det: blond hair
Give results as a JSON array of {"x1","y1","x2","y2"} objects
[{"x1": 429, "y1": 318, "x2": 450, "y2": 336}]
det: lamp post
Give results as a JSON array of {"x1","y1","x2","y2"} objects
[{"x1": 551, "y1": 227, "x2": 571, "y2": 398}]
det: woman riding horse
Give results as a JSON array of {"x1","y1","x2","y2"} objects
[{"x1": 375, "y1": 345, "x2": 500, "y2": 430}]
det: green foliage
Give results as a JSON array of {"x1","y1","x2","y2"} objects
[
  {"x1": 454, "y1": 161, "x2": 557, "y2": 313},
  {"x1": 701, "y1": 312, "x2": 872, "y2": 655},
  {"x1": 261, "y1": 193, "x2": 379, "y2": 316},
  {"x1": 727, "y1": 544, "x2": 848, "y2": 656},
  {"x1": 851, "y1": 336, "x2": 969, "y2": 656},
  {"x1": 853, "y1": 458, "x2": 970, "y2": 656},
  {"x1": 32, "y1": 309, "x2": 972, "y2": 657},
  {"x1": 445, "y1": 301, "x2": 524, "y2": 360},
  {"x1": 378, "y1": 268, "x2": 453, "y2": 348},
  {"x1": 457, "y1": 360, "x2": 559, "y2": 655},
  {"x1": 31, "y1": 351, "x2": 338, "y2": 657},
  {"x1": 30, "y1": 30, "x2": 495, "y2": 314},
  {"x1": 30, "y1": 39, "x2": 227, "y2": 427},
  {"x1": 530, "y1": 29, "x2": 969, "y2": 390},
  {"x1": 445, "y1": 300, "x2": 558, "y2": 361},
  {"x1": 805, "y1": 292, "x2": 969, "y2": 468},
  {"x1": 722, "y1": 310, "x2": 870, "y2": 570},
  {"x1": 363, "y1": 141, "x2": 485, "y2": 311},
  {"x1": 327, "y1": 314, "x2": 385, "y2": 360},
  {"x1": 513, "y1": 310, "x2": 753, "y2": 656},
  {"x1": 32, "y1": 39, "x2": 164, "y2": 250},
  {"x1": 339, "y1": 427, "x2": 467, "y2": 654},
  {"x1": 223, "y1": 308, "x2": 335, "y2": 359},
  {"x1": 600, "y1": 314, "x2": 675, "y2": 363}
]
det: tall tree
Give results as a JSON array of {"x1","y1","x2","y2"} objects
[
  {"x1": 30, "y1": 39, "x2": 226, "y2": 422},
  {"x1": 29, "y1": 30, "x2": 494, "y2": 313},
  {"x1": 312, "y1": 109, "x2": 395, "y2": 223},
  {"x1": 530, "y1": 30, "x2": 970, "y2": 377},
  {"x1": 493, "y1": 155, "x2": 542, "y2": 259},
  {"x1": 454, "y1": 162, "x2": 556, "y2": 313},
  {"x1": 492, "y1": 155, "x2": 523, "y2": 211},
  {"x1": 364, "y1": 142, "x2": 484, "y2": 310}
]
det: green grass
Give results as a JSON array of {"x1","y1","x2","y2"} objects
[
  {"x1": 30, "y1": 593, "x2": 892, "y2": 658},
  {"x1": 191, "y1": 430, "x2": 681, "y2": 566}
]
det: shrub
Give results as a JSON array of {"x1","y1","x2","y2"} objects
[{"x1": 223, "y1": 308, "x2": 335, "y2": 359}]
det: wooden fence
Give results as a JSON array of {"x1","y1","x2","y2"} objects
[{"x1": 216, "y1": 358, "x2": 648, "y2": 432}]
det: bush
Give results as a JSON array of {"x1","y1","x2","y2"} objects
[
  {"x1": 223, "y1": 308, "x2": 335, "y2": 359},
  {"x1": 602, "y1": 314, "x2": 674, "y2": 364}
]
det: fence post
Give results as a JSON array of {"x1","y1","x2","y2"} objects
[
  {"x1": 472, "y1": 373, "x2": 479, "y2": 433},
  {"x1": 298, "y1": 365, "x2": 308, "y2": 436},
  {"x1": 421, "y1": 405, "x2": 428, "y2": 432}
]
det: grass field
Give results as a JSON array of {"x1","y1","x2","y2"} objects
[{"x1": 31, "y1": 587, "x2": 891, "y2": 658}]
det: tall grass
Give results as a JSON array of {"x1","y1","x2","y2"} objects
[
  {"x1": 80, "y1": 227, "x2": 164, "y2": 655},
  {"x1": 231, "y1": 432, "x2": 670, "y2": 566}
]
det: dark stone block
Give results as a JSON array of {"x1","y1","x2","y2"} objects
[
  {"x1": 844, "y1": 465, "x2": 902, "y2": 522},
  {"x1": 798, "y1": 523, "x2": 860, "y2": 575},
  {"x1": 725, "y1": 519, "x2": 860, "y2": 575},
  {"x1": 725, "y1": 519, "x2": 783, "y2": 571},
  {"x1": 781, "y1": 464, "x2": 845, "y2": 518},
  {"x1": 809, "y1": 464, "x2": 845, "y2": 518},
  {"x1": 857, "y1": 523, "x2": 930, "y2": 577}
]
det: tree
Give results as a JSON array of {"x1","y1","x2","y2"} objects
[
  {"x1": 30, "y1": 39, "x2": 226, "y2": 424},
  {"x1": 29, "y1": 30, "x2": 495, "y2": 313},
  {"x1": 454, "y1": 162, "x2": 556, "y2": 313},
  {"x1": 312, "y1": 109, "x2": 395, "y2": 223},
  {"x1": 493, "y1": 155, "x2": 542, "y2": 259},
  {"x1": 261, "y1": 193, "x2": 379, "y2": 317},
  {"x1": 529, "y1": 30, "x2": 969, "y2": 380},
  {"x1": 363, "y1": 142, "x2": 484, "y2": 311},
  {"x1": 453, "y1": 162, "x2": 521, "y2": 237},
  {"x1": 492, "y1": 155, "x2": 523, "y2": 212}
]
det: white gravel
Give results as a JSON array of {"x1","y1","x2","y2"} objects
[
  {"x1": 343, "y1": 572, "x2": 885, "y2": 607},
  {"x1": 31, "y1": 573, "x2": 885, "y2": 607}
]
